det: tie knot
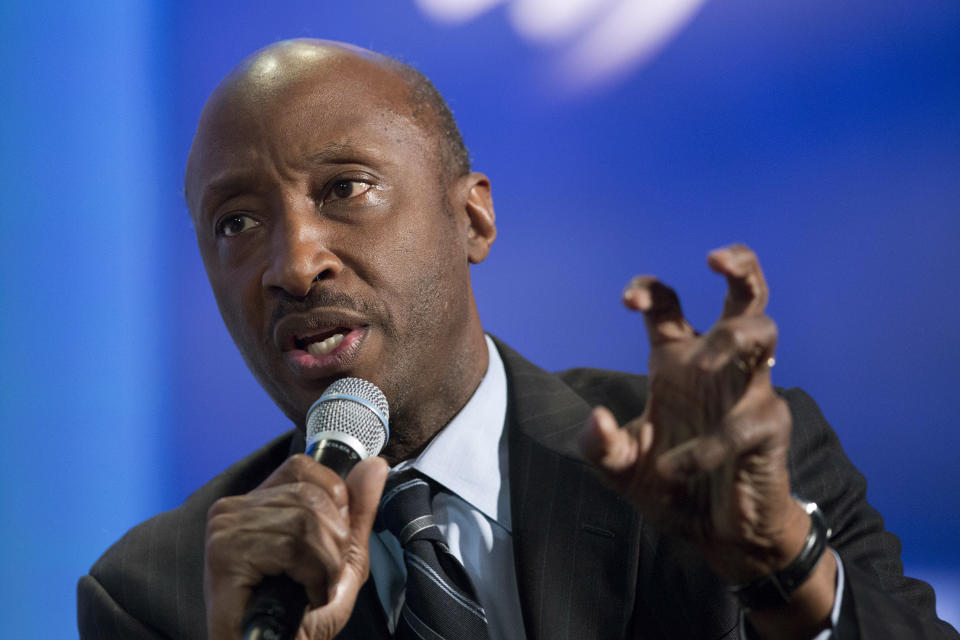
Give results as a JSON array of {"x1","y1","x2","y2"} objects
[{"x1": 377, "y1": 470, "x2": 442, "y2": 546}]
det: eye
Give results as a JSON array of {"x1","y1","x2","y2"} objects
[
  {"x1": 216, "y1": 213, "x2": 260, "y2": 237},
  {"x1": 326, "y1": 179, "x2": 372, "y2": 202}
]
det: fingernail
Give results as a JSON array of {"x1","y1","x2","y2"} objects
[{"x1": 626, "y1": 288, "x2": 651, "y2": 310}]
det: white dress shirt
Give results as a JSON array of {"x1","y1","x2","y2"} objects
[
  {"x1": 368, "y1": 335, "x2": 845, "y2": 639},
  {"x1": 369, "y1": 335, "x2": 526, "y2": 639}
]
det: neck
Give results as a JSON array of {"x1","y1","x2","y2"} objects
[{"x1": 380, "y1": 328, "x2": 490, "y2": 465}]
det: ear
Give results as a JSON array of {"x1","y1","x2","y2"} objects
[{"x1": 459, "y1": 173, "x2": 496, "y2": 264}]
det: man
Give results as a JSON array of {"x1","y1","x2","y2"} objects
[{"x1": 77, "y1": 39, "x2": 957, "y2": 639}]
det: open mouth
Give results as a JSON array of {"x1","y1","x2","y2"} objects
[
  {"x1": 274, "y1": 312, "x2": 370, "y2": 376},
  {"x1": 294, "y1": 327, "x2": 352, "y2": 357}
]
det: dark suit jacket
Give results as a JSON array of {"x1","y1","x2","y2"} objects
[{"x1": 77, "y1": 341, "x2": 958, "y2": 639}]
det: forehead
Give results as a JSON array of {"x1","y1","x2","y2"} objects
[{"x1": 186, "y1": 46, "x2": 432, "y2": 209}]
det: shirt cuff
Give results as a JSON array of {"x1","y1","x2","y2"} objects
[{"x1": 738, "y1": 549, "x2": 845, "y2": 640}]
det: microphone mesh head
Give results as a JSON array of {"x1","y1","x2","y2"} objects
[{"x1": 305, "y1": 377, "x2": 389, "y2": 458}]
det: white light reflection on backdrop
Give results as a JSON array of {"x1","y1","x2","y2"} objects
[{"x1": 413, "y1": 0, "x2": 709, "y2": 91}]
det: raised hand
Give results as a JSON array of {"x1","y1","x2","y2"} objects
[
  {"x1": 579, "y1": 245, "x2": 836, "y2": 637},
  {"x1": 204, "y1": 454, "x2": 387, "y2": 639}
]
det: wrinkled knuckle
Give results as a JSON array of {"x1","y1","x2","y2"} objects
[
  {"x1": 709, "y1": 323, "x2": 736, "y2": 349},
  {"x1": 735, "y1": 332, "x2": 753, "y2": 356},
  {"x1": 204, "y1": 526, "x2": 235, "y2": 563},
  {"x1": 723, "y1": 427, "x2": 750, "y2": 455},
  {"x1": 691, "y1": 352, "x2": 716, "y2": 375},
  {"x1": 207, "y1": 496, "x2": 239, "y2": 521},
  {"x1": 724, "y1": 325, "x2": 750, "y2": 353},
  {"x1": 285, "y1": 507, "x2": 313, "y2": 541},
  {"x1": 291, "y1": 481, "x2": 324, "y2": 510},
  {"x1": 206, "y1": 510, "x2": 233, "y2": 536},
  {"x1": 294, "y1": 482, "x2": 331, "y2": 518},
  {"x1": 327, "y1": 480, "x2": 347, "y2": 506},
  {"x1": 286, "y1": 453, "x2": 314, "y2": 478}
]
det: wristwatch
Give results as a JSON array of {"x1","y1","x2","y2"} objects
[{"x1": 730, "y1": 499, "x2": 832, "y2": 610}]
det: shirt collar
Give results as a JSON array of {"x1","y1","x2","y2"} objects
[{"x1": 394, "y1": 334, "x2": 510, "y2": 530}]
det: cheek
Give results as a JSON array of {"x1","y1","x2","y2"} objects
[
  {"x1": 383, "y1": 216, "x2": 455, "y2": 278},
  {"x1": 394, "y1": 219, "x2": 470, "y2": 324},
  {"x1": 204, "y1": 251, "x2": 268, "y2": 354},
  {"x1": 212, "y1": 281, "x2": 258, "y2": 351}
]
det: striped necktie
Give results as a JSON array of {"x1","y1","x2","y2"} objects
[{"x1": 377, "y1": 470, "x2": 491, "y2": 640}]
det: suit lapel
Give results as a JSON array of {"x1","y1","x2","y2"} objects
[
  {"x1": 496, "y1": 340, "x2": 643, "y2": 640},
  {"x1": 496, "y1": 339, "x2": 740, "y2": 640}
]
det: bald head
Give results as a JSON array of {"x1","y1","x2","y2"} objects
[
  {"x1": 186, "y1": 39, "x2": 469, "y2": 206},
  {"x1": 182, "y1": 39, "x2": 497, "y2": 456}
]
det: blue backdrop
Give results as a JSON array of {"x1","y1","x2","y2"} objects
[{"x1": 2, "y1": 1, "x2": 958, "y2": 636}]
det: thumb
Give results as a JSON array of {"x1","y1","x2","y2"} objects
[
  {"x1": 344, "y1": 456, "x2": 389, "y2": 541},
  {"x1": 300, "y1": 457, "x2": 388, "y2": 639},
  {"x1": 579, "y1": 406, "x2": 643, "y2": 475}
]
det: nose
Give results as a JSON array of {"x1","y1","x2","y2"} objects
[{"x1": 261, "y1": 211, "x2": 343, "y2": 298}]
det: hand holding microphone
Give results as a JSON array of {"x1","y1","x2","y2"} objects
[{"x1": 203, "y1": 378, "x2": 389, "y2": 640}]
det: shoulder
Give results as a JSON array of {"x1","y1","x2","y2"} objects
[
  {"x1": 555, "y1": 366, "x2": 649, "y2": 423},
  {"x1": 79, "y1": 431, "x2": 297, "y2": 638},
  {"x1": 492, "y1": 335, "x2": 648, "y2": 425}
]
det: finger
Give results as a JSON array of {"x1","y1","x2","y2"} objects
[
  {"x1": 623, "y1": 276, "x2": 696, "y2": 345},
  {"x1": 671, "y1": 316, "x2": 778, "y2": 428},
  {"x1": 206, "y1": 490, "x2": 350, "y2": 558},
  {"x1": 205, "y1": 497, "x2": 350, "y2": 589},
  {"x1": 228, "y1": 525, "x2": 345, "y2": 592},
  {"x1": 210, "y1": 487, "x2": 350, "y2": 542},
  {"x1": 579, "y1": 406, "x2": 648, "y2": 475},
  {"x1": 327, "y1": 457, "x2": 388, "y2": 602},
  {"x1": 344, "y1": 456, "x2": 389, "y2": 541},
  {"x1": 706, "y1": 244, "x2": 769, "y2": 318},
  {"x1": 204, "y1": 511, "x2": 346, "y2": 639},
  {"x1": 257, "y1": 454, "x2": 350, "y2": 512}
]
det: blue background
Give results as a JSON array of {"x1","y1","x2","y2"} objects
[{"x1": 1, "y1": 1, "x2": 958, "y2": 636}]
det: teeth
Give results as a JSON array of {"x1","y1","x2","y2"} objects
[{"x1": 306, "y1": 333, "x2": 344, "y2": 357}]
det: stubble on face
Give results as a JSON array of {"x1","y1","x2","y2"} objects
[{"x1": 185, "y1": 40, "x2": 490, "y2": 463}]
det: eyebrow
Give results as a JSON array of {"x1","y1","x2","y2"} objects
[
  {"x1": 194, "y1": 143, "x2": 386, "y2": 216},
  {"x1": 198, "y1": 172, "x2": 260, "y2": 218},
  {"x1": 306, "y1": 142, "x2": 381, "y2": 167}
]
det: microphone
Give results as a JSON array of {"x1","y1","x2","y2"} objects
[
  {"x1": 242, "y1": 377, "x2": 390, "y2": 640},
  {"x1": 304, "y1": 377, "x2": 390, "y2": 479}
]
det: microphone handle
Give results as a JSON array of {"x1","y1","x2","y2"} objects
[
  {"x1": 242, "y1": 575, "x2": 309, "y2": 640},
  {"x1": 307, "y1": 439, "x2": 363, "y2": 480},
  {"x1": 241, "y1": 438, "x2": 362, "y2": 640}
]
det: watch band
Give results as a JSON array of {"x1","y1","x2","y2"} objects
[{"x1": 730, "y1": 499, "x2": 832, "y2": 610}]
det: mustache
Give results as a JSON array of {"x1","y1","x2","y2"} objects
[{"x1": 269, "y1": 287, "x2": 378, "y2": 332}]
